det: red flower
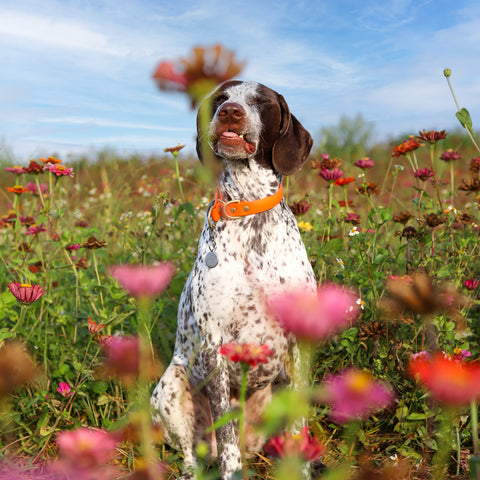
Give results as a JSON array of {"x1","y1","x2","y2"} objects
[
  {"x1": 264, "y1": 426, "x2": 325, "y2": 462},
  {"x1": 417, "y1": 129, "x2": 447, "y2": 143},
  {"x1": 88, "y1": 316, "x2": 106, "y2": 335},
  {"x1": 23, "y1": 160, "x2": 44, "y2": 174},
  {"x1": 218, "y1": 343, "x2": 274, "y2": 367},
  {"x1": 354, "y1": 157, "x2": 375, "y2": 169},
  {"x1": 440, "y1": 149, "x2": 461, "y2": 162},
  {"x1": 409, "y1": 353, "x2": 480, "y2": 406},
  {"x1": 26, "y1": 224, "x2": 47, "y2": 236},
  {"x1": 392, "y1": 137, "x2": 422, "y2": 157},
  {"x1": 289, "y1": 198, "x2": 311, "y2": 215},
  {"x1": 8, "y1": 282, "x2": 46, "y2": 305},
  {"x1": 334, "y1": 177, "x2": 355, "y2": 186},
  {"x1": 414, "y1": 168, "x2": 434, "y2": 181},
  {"x1": 463, "y1": 278, "x2": 480, "y2": 291}
]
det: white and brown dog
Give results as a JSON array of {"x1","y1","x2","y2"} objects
[{"x1": 151, "y1": 81, "x2": 315, "y2": 479}]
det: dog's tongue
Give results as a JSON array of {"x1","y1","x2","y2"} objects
[{"x1": 222, "y1": 131, "x2": 239, "y2": 138}]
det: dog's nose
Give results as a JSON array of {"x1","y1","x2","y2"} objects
[{"x1": 218, "y1": 102, "x2": 245, "y2": 123}]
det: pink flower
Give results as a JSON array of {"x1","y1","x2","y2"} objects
[
  {"x1": 25, "y1": 224, "x2": 46, "y2": 236},
  {"x1": 414, "y1": 168, "x2": 434, "y2": 181},
  {"x1": 109, "y1": 263, "x2": 174, "y2": 299},
  {"x1": 4, "y1": 166, "x2": 25, "y2": 174},
  {"x1": 318, "y1": 168, "x2": 344, "y2": 183},
  {"x1": 24, "y1": 181, "x2": 48, "y2": 195},
  {"x1": 65, "y1": 243, "x2": 80, "y2": 251},
  {"x1": 57, "y1": 381, "x2": 73, "y2": 397},
  {"x1": 319, "y1": 369, "x2": 395, "y2": 424},
  {"x1": 440, "y1": 149, "x2": 461, "y2": 162},
  {"x1": 101, "y1": 335, "x2": 140, "y2": 380},
  {"x1": 219, "y1": 343, "x2": 274, "y2": 367},
  {"x1": 412, "y1": 351, "x2": 431, "y2": 361},
  {"x1": 344, "y1": 212, "x2": 361, "y2": 224},
  {"x1": 463, "y1": 278, "x2": 480, "y2": 291},
  {"x1": 268, "y1": 284, "x2": 360, "y2": 341},
  {"x1": 8, "y1": 282, "x2": 46, "y2": 305},
  {"x1": 354, "y1": 157, "x2": 375, "y2": 169},
  {"x1": 44, "y1": 164, "x2": 75, "y2": 177},
  {"x1": 264, "y1": 426, "x2": 325, "y2": 462},
  {"x1": 54, "y1": 427, "x2": 119, "y2": 478}
]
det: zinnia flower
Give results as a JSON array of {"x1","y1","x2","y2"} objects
[
  {"x1": 267, "y1": 284, "x2": 360, "y2": 342},
  {"x1": 26, "y1": 224, "x2": 47, "y2": 236},
  {"x1": 463, "y1": 278, "x2": 480, "y2": 291},
  {"x1": 44, "y1": 164, "x2": 74, "y2": 177},
  {"x1": 344, "y1": 212, "x2": 360, "y2": 224},
  {"x1": 8, "y1": 282, "x2": 46, "y2": 305},
  {"x1": 54, "y1": 427, "x2": 119, "y2": 476},
  {"x1": 219, "y1": 343, "x2": 274, "y2": 367},
  {"x1": 319, "y1": 168, "x2": 343, "y2": 183},
  {"x1": 23, "y1": 160, "x2": 44, "y2": 174},
  {"x1": 334, "y1": 177, "x2": 355, "y2": 186},
  {"x1": 264, "y1": 426, "x2": 325, "y2": 462},
  {"x1": 289, "y1": 198, "x2": 311, "y2": 215},
  {"x1": 88, "y1": 316, "x2": 106, "y2": 336},
  {"x1": 414, "y1": 168, "x2": 434, "y2": 181},
  {"x1": 4, "y1": 166, "x2": 25, "y2": 174},
  {"x1": 417, "y1": 129, "x2": 447, "y2": 143},
  {"x1": 392, "y1": 137, "x2": 422, "y2": 157},
  {"x1": 354, "y1": 157, "x2": 375, "y2": 169},
  {"x1": 319, "y1": 369, "x2": 395, "y2": 423},
  {"x1": 7, "y1": 185, "x2": 28, "y2": 194},
  {"x1": 440, "y1": 149, "x2": 461, "y2": 162},
  {"x1": 409, "y1": 353, "x2": 480, "y2": 406},
  {"x1": 109, "y1": 263, "x2": 174, "y2": 299}
]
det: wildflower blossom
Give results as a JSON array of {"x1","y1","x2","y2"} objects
[
  {"x1": 57, "y1": 381, "x2": 73, "y2": 397},
  {"x1": 24, "y1": 182, "x2": 48, "y2": 195},
  {"x1": 88, "y1": 316, "x2": 106, "y2": 336},
  {"x1": 334, "y1": 177, "x2": 355, "y2": 186},
  {"x1": 40, "y1": 156, "x2": 62, "y2": 164},
  {"x1": 463, "y1": 278, "x2": 480, "y2": 290},
  {"x1": 289, "y1": 198, "x2": 311, "y2": 215},
  {"x1": 348, "y1": 226, "x2": 360, "y2": 236},
  {"x1": 81, "y1": 236, "x2": 107, "y2": 249},
  {"x1": 409, "y1": 353, "x2": 480, "y2": 406},
  {"x1": 356, "y1": 182, "x2": 379, "y2": 195},
  {"x1": 452, "y1": 348, "x2": 472, "y2": 361},
  {"x1": 109, "y1": 263, "x2": 174, "y2": 299},
  {"x1": 392, "y1": 137, "x2": 422, "y2": 157},
  {"x1": 297, "y1": 220, "x2": 313, "y2": 232},
  {"x1": 4, "y1": 166, "x2": 25, "y2": 174},
  {"x1": 319, "y1": 168, "x2": 343, "y2": 182},
  {"x1": 8, "y1": 282, "x2": 46, "y2": 305},
  {"x1": 164, "y1": 143, "x2": 186, "y2": 153},
  {"x1": 344, "y1": 212, "x2": 360, "y2": 224},
  {"x1": 440, "y1": 149, "x2": 461, "y2": 162},
  {"x1": 54, "y1": 427, "x2": 119, "y2": 478},
  {"x1": 470, "y1": 156, "x2": 480, "y2": 173},
  {"x1": 267, "y1": 284, "x2": 359, "y2": 342},
  {"x1": 412, "y1": 351, "x2": 431, "y2": 361},
  {"x1": 458, "y1": 178, "x2": 480, "y2": 193},
  {"x1": 65, "y1": 243, "x2": 80, "y2": 251},
  {"x1": 219, "y1": 343, "x2": 274, "y2": 367},
  {"x1": 319, "y1": 368, "x2": 395, "y2": 424},
  {"x1": 417, "y1": 129, "x2": 447, "y2": 143},
  {"x1": 44, "y1": 164, "x2": 75, "y2": 177},
  {"x1": 311, "y1": 153, "x2": 342, "y2": 170},
  {"x1": 23, "y1": 160, "x2": 44, "y2": 174},
  {"x1": 414, "y1": 168, "x2": 434, "y2": 181},
  {"x1": 264, "y1": 426, "x2": 325, "y2": 462},
  {"x1": 26, "y1": 224, "x2": 47, "y2": 236},
  {"x1": 354, "y1": 157, "x2": 375, "y2": 169},
  {"x1": 392, "y1": 211, "x2": 413, "y2": 224},
  {"x1": 153, "y1": 44, "x2": 245, "y2": 108},
  {"x1": 7, "y1": 185, "x2": 29, "y2": 195}
]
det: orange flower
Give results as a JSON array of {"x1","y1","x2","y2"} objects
[
  {"x1": 409, "y1": 353, "x2": 480, "y2": 406},
  {"x1": 392, "y1": 137, "x2": 423, "y2": 157},
  {"x1": 334, "y1": 177, "x2": 355, "y2": 186},
  {"x1": 7, "y1": 185, "x2": 28, "y2": 194},
  {"x1": 40, "y1": 156, "x2": 62, "y2": 164}
]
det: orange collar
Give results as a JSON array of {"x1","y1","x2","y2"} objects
[{"x1": 209, "y1": 184, "x2": 283, "y2": 224}]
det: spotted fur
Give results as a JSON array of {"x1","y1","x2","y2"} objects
[{"x1": 151, "y1": 81, "x2": 315, "y2": 480}]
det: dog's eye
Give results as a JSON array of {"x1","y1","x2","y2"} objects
[
  {"x1": 214, "y1": 94, "x2": 228, "y2": 105},
  {"x1": 249, "y1": 97, "x2": 265, "y2": 106}
]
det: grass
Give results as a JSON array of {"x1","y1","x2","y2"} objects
[{"x1": 0, "y1": 128, "x2": 480, "y2": 479}]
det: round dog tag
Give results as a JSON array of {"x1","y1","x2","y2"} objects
[{"x1": 205, "y1": 251, "x2": 218, "y2": 268}]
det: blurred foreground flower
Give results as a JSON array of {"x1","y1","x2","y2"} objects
[
  {"x1": 53, "y1": 427, "x2": 119, "y2": 479},
  {"x1": 409, "y1": 353, "x2": 480, "y2": 406},
  {"x1": 0, "y1": 342, "x2": 39, "y2": 398},
  {"x1": 268, "y1": 284, "x2": 360, "y2": 342},
  {"x1": 318, "y1": 369, "x2": 395, "y2": 424},
  {"x1": 109, "y1": 263, "x2": 174, "y2": 299},
  {"x1": 57, "y1": 381, "x2": 73, "y2": 397},
  {"x1": 99, "y1": 335, "x2": 159, "y2": 385},
  {"x1": 219, "y1": 343, "x2": 274, "y2": 367},
  {"x1": 153, "y1": 44, "x2": 245, "y2": 108},
  {"x1": 8, "y1": 282, "x2": 45, "y2": 305},
  {"x1": 264, "y1": 426, "x2": 325, "y2": 462}
]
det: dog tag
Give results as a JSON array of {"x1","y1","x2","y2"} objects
[{"x1": 205, "y1": 251, "x2": 218, "y2": 268}]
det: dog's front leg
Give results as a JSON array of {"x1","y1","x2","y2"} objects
[{"x1": 203, "y1": 347, "x2": 242, "y2": 480}]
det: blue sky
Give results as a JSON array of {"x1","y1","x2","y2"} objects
[{"x1": 2, "y1": 0, "x2": 480, "y2": 161}]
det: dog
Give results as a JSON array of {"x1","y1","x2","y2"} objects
[{"x1": 151, "y1": 80, "x2": 316, "y2": 480}]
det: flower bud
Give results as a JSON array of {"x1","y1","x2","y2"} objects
[{"x1": 443, "y1": 68, "x2": 451, "y2": 78}]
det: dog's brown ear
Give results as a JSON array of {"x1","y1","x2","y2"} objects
[{"x1": 272, "y1": 95, "x2": 313, "y2": 176}]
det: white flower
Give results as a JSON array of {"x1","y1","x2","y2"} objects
[
  {"x1": 348, "y1": 226, "x2": 360, "y2": 236},
  {"x1": 336, "y1": 258, "x2": 345, "y2": 270},
  {"x1": 356, "y1": 298, "x2": 365, "y2": 310}
]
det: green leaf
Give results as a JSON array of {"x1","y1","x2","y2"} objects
[
  {"x1": 97, "y1": 394, "x2": 110, "y2": 406},
  {"x1": 206, "y1": 408, "x2": 241, "y2": 432},
  {"x1": 456, "y1": 108, "x2": 473, "y2": 131}
]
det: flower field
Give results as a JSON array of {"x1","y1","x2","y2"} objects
[{"x1": 1, "y1": 48, "x2": 480, "y2": 479}]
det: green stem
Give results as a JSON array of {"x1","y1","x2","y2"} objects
[
  {"x1": 172, "y1": 151, "x2": 186, "y2": 204},
  {"x1": 92, "y1": 251, "x2": 104, "y2": 309},
  {"x1": 472, "y1": 401, "x2": 479, "y2": 456},
  {"x1": 429, "y1": 144, "x2": 444, "y2": 211},
  {"x1": 343, "y1": 185, "x2": 350, "y2": 212},
  {"x1": 285, "y1": 175, "x2": 290, "y2": 204},
  {"x1": 450, "y1": 160, "x2": 455, "y2": 207},
  {"x1": 239, "y1": 363, "x2": 249, "y2": 480},
  {"x1": 11, "y1": 305, "x2": 28, "y2": 336}
]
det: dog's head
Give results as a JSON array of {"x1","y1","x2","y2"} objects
[{"x1": 196, "y1": 81, "x2": 313, "y2": 175}]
